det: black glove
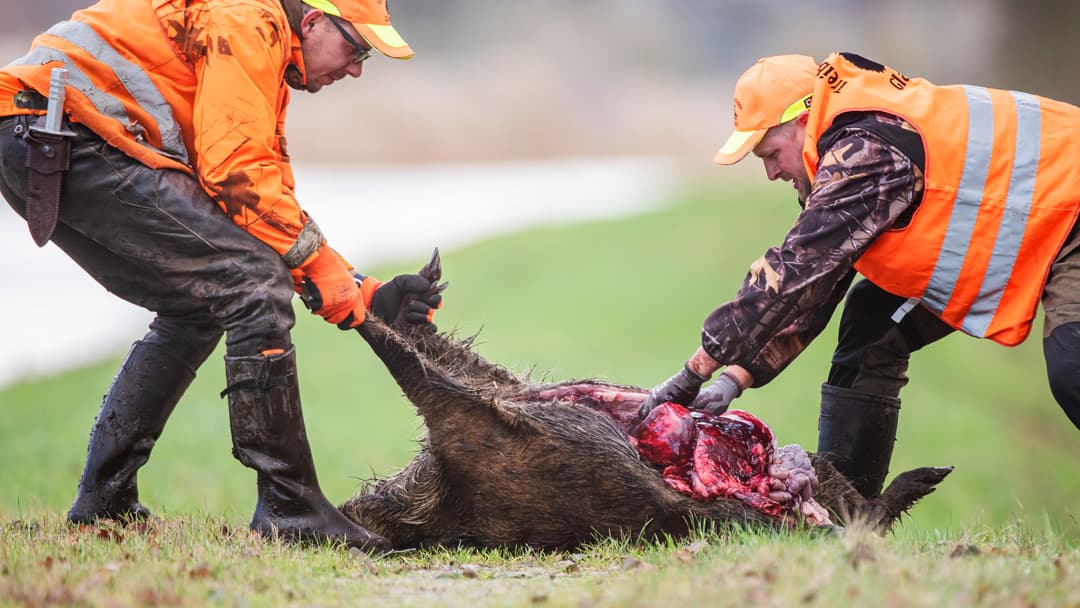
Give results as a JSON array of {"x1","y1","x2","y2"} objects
[
  {"x1": 638, "y1": 363, "x2": 709, "y2": 420},
  {"x1": 369, "y1": 273, "x2": 443, "y2": 327},
  {"x1": 688, "y1": 370, "x2": 743, "y2": 415}
]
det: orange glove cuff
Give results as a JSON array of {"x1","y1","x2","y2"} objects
[
  {"x1": 427, "y1": 296, "x2": 444, "y2": 323},
  {"x1": 357, "y1": 275, "x2": 383, "y2": 311}
]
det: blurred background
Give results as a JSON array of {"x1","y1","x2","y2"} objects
[
  {"x1": 5, "y1": 0, "x2": 1080, "y2": 163},
  {"x1": 0, "y1": 0, "x2": 1077, "y2": 538}
]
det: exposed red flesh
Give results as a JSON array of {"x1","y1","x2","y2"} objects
[
  {"x1": 634, "y1": 401, "x2": 696, "y2": 466},
  {"x1": 519, "y1": 384, "x2": 827, "y2": 523},
  {"x1": 643, "y1": 403, "x2": 783, "y2": 516}
]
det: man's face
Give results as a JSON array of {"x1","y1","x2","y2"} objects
[
  {"x1": 752, "y1": 115, "x2": 811, "y2": 202},
  {"x1": 299, "y1": 12, "x2": 369, "y2": 93}
]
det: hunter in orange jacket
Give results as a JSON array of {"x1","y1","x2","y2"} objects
[
  {"x1": 0, "y1": 0, "x2": 424, "y2": 327},
  {"x1": 0, "y1": 0, "x2": 440, "y2": 549},
  {"x1": 639, "y1": 52, "x2": 1080, "y2": 501}
]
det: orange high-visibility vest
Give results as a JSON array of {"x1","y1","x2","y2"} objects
[
  {"x1": 0, "y1": 0, "x2": 321, "y2": 268},
  {"x1": 803, "y1": 53, "x2": 1080, "y2": 346}
]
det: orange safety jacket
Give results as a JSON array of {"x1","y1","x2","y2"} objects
[
  {"x1": 0, "y1": 0, "x2": 327, "y2": 271},
  {"x1": 803, "y1": 52, "x2": 1080, "y2": 346}
]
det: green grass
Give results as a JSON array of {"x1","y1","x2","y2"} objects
[
  {"x1": 1, "y1": 179, "x2": 1078, "y2": 605},
  {"x1": 1, "y1": 517, "x2": 1076, "y2": 607}
]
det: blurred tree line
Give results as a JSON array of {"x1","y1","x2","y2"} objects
[{"x1": 3, "y1": 0, "x2": 1078, "y2": 102}]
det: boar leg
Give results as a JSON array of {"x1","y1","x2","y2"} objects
[{"x1": 812, "y1": 455, "x2": 952, "y2": 533}]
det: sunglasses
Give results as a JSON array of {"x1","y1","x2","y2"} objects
[{"x1": 328, "y1": 16, "x2": 373, "y2": 64}]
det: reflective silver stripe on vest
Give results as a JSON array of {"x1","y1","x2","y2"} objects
[
  {"x1": 920, "y1": 85, "x2": 995, "y2": 317},
  {"x1": 962, "y1": 91, "x2": 1041, "y2": 337},
  {"x1": 7, "y1": 46, "x2": 146, "y2": 142},
  {"x1": 920, "y1": 86, "x2": 1042, "y2": 338},
  {"x1": 7, "y1": 21, "x2": 189, "y2": 165}
]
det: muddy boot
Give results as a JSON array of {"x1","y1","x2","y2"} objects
[
  {"x1": 223, "y1": 347, "x2": 388, "y2": 551},
  {"x1": 816, "y1": 383, "x2": 900, "y2": 499},
  {"x1": 68, "y1": 340, "x2": 196, "y2": 524}
]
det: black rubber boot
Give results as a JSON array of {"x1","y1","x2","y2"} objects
[
  {"x1": 68, "y1": 340, "x2": 196, "y2": 524},
  {"x1": 223, "y1": 347, "x2": 389, "y2": 551},
  {"x1": 816, "y1": 383, "x2": 901, "y2": 499}
]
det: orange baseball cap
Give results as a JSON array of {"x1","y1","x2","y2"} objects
[
  {"x1": 713, "y1": 54, "x2": 818, "y2": 165},
  {"x1": 301, "y1": 0, "x2": 414, "y2": 59}
]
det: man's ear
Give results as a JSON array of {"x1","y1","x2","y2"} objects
[
  {"x1": 796, "y1": 111, "x2": 810, "y2": 127},
  {"x1": 300, "y1": 9, "x2": 324, "y2": 32}
]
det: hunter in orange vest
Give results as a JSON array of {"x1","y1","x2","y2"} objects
[
  {"x1": 0, "y1": 0, "x2": 442, "y2": 550},
  {"x1": 639, "y1": 52, "x2": 1080, "y2": 499}
]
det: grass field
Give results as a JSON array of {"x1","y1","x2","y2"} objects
[
  {"x1": 2, "y1": 517, "x2": 1076, "y2": 607},
  {"x1": 1, "y1": 180, "x2": 1077, "y2": 606}
]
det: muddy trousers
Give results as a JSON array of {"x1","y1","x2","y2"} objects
[
  {"x1": 821, "y1": 277, "x2": 1080, "y2": 498},
  {"x1": 0, "y1": 116, "x2": 302, "y2": 520}
]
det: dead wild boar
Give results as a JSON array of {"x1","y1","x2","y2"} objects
[{"x1": 340, "y1": 254, "x2": 952, "y2": 550}]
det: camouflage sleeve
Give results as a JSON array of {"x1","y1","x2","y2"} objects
[
  {"x1": 742, "y1": 269, "x2": 855, "y2": 386},
  {"x1": 702, "y1": 113, "x2": 925, "y2": 387}
]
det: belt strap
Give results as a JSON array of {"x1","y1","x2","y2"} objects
[{"x1": 13, "y1": 90, "x2": 49, "y2": 111}]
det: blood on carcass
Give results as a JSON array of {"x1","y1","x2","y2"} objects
[{"x1": 635, "y1": 403, "x2": 784, "y2": 517}]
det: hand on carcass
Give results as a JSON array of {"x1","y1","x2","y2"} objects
[
  {"x1": 298, "y1": 246, "x2": 445, "y2": 331},
  {"x1": 638, "y1": 364, "x2": 708, "y2": 419},
  {"x1": 369, "y1": 274, "x2": 443, "y2": 327},
  {"x1": 688, "y1": 371, "x2": 743, "y2": 414},
  {"x1": 362, "y1": 248, "x2": 447, "y2": 332}
]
